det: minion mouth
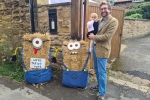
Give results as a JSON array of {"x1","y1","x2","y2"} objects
[
  {"x1": 71, "y1": 52, "x2": 78, "y2": 55},
  {"x1": 33, "y1": 48, "x2": 41, "y2": 54}
]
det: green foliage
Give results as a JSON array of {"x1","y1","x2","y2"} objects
[
  {"x1": 125, "y1": 8, "x2": 142, "y2": 16},
  {"x1": 0, "y1": 52, "x2": 24, "y2": 82},
  {"x1": 0, "y1": 63, "x2": 24, "y2": 82},
  {"x1": 125, "y1": 13, "x2": 143, "y2": 19},
  {"x1": 125, "y1": 2, "x2": 150, "y2": 19},
  {"x1": 141, "y1": 4, "x2": 150, "y2": 19}
]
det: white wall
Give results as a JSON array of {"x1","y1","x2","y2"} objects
[
  {"x1": 49, "y1": 0, "x2": 71, "y2": 4},
  {"x1": 132, "y1": 0, "x2": 144, "y2": 2},
  {"x1": 49, "y1": 0, "x2": 98, "y2": 4}
]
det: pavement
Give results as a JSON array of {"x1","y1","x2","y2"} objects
[{"x1": 0, "y1": 35, "x2": 150, "y2": 100}]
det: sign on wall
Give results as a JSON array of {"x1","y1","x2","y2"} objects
[
  {"x1": 30, "y1": 58, "x2": 46, "y2": 69},
  {"x1": 49, "y1": 0, "x2": 71, "y2": 4}
]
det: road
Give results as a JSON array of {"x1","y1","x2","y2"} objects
[
  {"x1": 0, "y1": 75, "x2": 150, "y2": 100},
  {"x1": 112, "y1": 35, "x2": 150, "y2": 80}
]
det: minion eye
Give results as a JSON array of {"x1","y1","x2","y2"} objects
[
  {"x1": 67, "y1": 42, "x2": 74, "y2": 50},
  {"x1": 74, "y1": 42, "x2": 80, "y2": 50},
  {"x1": 32, "y1": 38, "x2": 43, "y2": 48}
]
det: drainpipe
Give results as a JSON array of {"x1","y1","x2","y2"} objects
[{"x1": 29, "y1": 0, "x2": 35, "y2": 33}]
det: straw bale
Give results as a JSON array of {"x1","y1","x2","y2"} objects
[
  {"x1": 22, "y1": 33, "x2": 51, "y2": 70},
  {"x1": 23, "y1": 32, "x2": 50, "y2": 41},
  {"x1": 62, "y1": 40, "x2": 90, "y2": 71}
]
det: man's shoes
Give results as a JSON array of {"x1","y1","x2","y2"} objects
[
  {"x1": 97, "y1": 96, "x2": 104, "y2": 100},
  {"x1": 97, "y1": 97, "x2": 104, "y2": 100},
  {"x1": 90, "y1": 85, "x2": 98, "y2": 90}
]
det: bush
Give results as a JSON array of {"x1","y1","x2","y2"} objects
[
  {"x1": 125, "y1": 2, "x2": 150, "y2": 19},
  {"x1": 141, "y1": 4, "x2": 150, "y2": 19},
  {"x1": 125, "y1": 13, "x2": 143, "y2": 19},
  {"x1": 0, "y1": 63, "x2": 24, "y2": 82},
  {"x1": 125, "y1": 8, "x2": 142, "y2": 16}
]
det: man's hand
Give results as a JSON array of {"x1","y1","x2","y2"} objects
[{"x1": 88, "y1": 33, "x2": 94, "y2": 39}]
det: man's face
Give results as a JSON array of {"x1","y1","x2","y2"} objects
[{"x1": 100, "y1": 4, "x2": 110, "y2": 17}]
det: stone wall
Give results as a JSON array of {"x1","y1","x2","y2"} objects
[
  {"x1": 122, "y1": 18, "x2": 150, "y2": 40},
  {"x1": 114, "y1": 2, "x2": 141, "y2": 9},
  {"x1": 36, "y1": 3, "x2": 71, "y2": 47},
  {"x1": 0, "y1": 0, "x2": 30, "y2": 56},
  {"x1": 37, "y1": 0, "x2": 49, "y2": 5}
]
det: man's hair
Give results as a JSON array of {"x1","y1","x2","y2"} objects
[{"x1": 99, "y1": 1, "x2": 111, "y2": 10}]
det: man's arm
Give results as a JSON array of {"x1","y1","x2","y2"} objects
[{"x1": 94, "y1": 19, "x2": 118, "y2": 42}]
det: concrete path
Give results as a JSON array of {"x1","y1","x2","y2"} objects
[{"x1": 0, "y1": 77, "x2": 51, "y2": 100}]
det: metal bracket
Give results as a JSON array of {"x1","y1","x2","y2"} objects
[{"x1": 120, "y1": 33, "x2": 122, "y2": 37}]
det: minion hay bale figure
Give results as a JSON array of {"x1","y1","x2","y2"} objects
[
  {"x1": 22, "y1": 32, "x2": 53, "y2": 84},
  {"x1": 62, "y1": 33, "x2": 90, "y2": 88}
]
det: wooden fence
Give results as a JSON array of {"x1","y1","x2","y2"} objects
[{"x1": 71, "y1": 0, "x2": 125, "y2": 68}]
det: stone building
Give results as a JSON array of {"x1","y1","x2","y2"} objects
[
  {"x1": 0, "y1": 0, "x2": 71, "y2": 60},
  {"x1": 114, "y1": 0, "x2": 144, "y2": 9}
]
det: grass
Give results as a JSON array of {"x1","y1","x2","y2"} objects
[{"x1": 0, "y1": 60, "x2": 24, "y2": 82}]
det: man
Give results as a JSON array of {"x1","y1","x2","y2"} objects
[{"x1": 88, "y1": 1, "x2": 118, "y2": 100}]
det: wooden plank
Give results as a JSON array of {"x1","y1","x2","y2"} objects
[
  {"x1": 78, "y1": 0, "x2": 82, "y2": 38},
  {"x1": 83, "y1": 0, "x2": 89, "y2": 41},
  {"x1": 109, "y1": 9, "x2": 125, "y2": 60},
  {"x1": 118, "y1": 10, "x2": 125, "y2": 57},
  {"x1": 71, "y1": 0, "x2": 81, "y2": 34}
]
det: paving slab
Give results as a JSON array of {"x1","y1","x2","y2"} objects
[{"x1": 0, "y1": 84, "x2": 51, "y2": 100}]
